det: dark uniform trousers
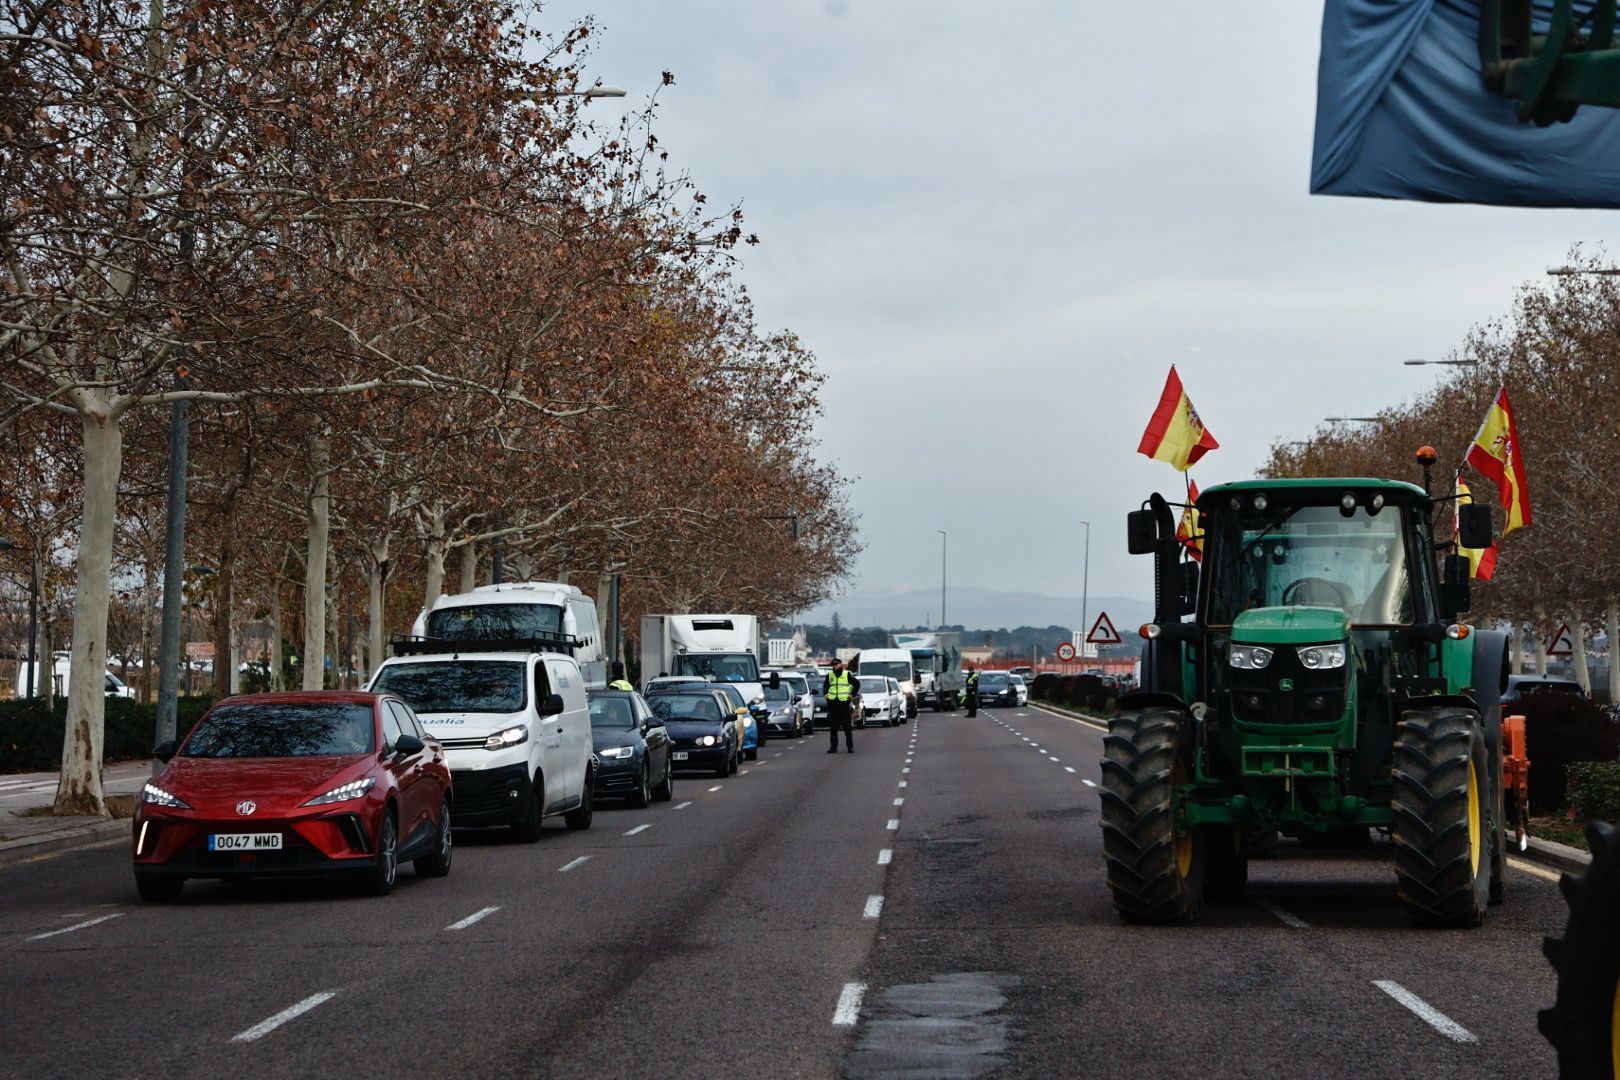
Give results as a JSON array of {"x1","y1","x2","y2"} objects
[{"x1": 827, "y1": 700, "x2": 855, "y2": 751}]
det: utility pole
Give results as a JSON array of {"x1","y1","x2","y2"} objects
[
  {"x1": 938, "y1": 531, "x2": 947, "y2": 630},
  {"x1": 1079, "y1": 520, "x2": 1091, "y2": 665},
  {"x1": 155, "y1": 385, "x2": 190, "y2": 764}
]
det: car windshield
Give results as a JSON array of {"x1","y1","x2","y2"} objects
[
  {"x1": 648, "y1": 694, "x2": 723, "y2": 723},
  {"x1": 860, "y1": 661, "x2": 911, "y2": 681},
  {"x1": 426, "y1": 602, "x2": 564, "y2": 641},
  {"x1": 763, "y1": 684, "x2": 793, "y2": 702},
  {"x1": 980, "y1": 673, "x2": 1010, "y2": 688},
  {"x1": 589, "y1": 696, "x2": 636, "y2": 729},
  {"x1": 1206, "y1": 504, "x2": 1414, "y2": 626},
  {"x1": 858, "y1": 676, "x2": 886, "y2": 693},
  {"x1": 1011, "y1": 676, "x2": 1027, "y2": 686},
  {"x1": 911, "y1": 653, "x2": 937, "y2": 674},
  {"x1": 805, "y1": 675, "x2": 826, "y2": 693},
  {"x1": 780, "y1": 676, "x2": 808, "y2": 695},
  {"x1": 182, "y1": 701, "x2": 376, "y2": 758},
  {"x1": 1518, "y1": 680, "x2": 1583, "y2": 696},
  {"x1": 370, "y1": 660, "x2": 527, "y2": 713},
  {"x1": 707, "y1": 684, "x2": 745, "y2": 707},
  {"x1": 673, "y1": 653, "x2": 759, "y2": 682}
]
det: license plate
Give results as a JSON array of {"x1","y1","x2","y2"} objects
[
  {"x1": 672, "y1": 752, "x2": 689, "y2": 761},
  {"x1": 208, "y1": 832, "x2": 282, "y2": 852}
]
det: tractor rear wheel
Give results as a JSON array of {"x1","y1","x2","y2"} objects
[
  {"x1": 1100, "y1": 706, "x2": 1205, "y2": 923},
  {"x1": 1391, "y1": 706, "x2": 1492, "y2": 927},
  {"x1": 1538, "y1": 820, "x2": 1620, "y2": 1080}
]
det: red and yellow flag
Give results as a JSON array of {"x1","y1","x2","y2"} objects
[
  {"x1": 1176, "y1": 482, "x2": 1203, "y2": 562},
  {"x1": 1454, "y1": 476, "x2": 1497, "y2": 580},
  {"x1": 1138, "y1": 366, "x2": 1219, "y2": 472},
  {"x1": 1464, "y1": 387, "x2": 1531, "y2": 533}
]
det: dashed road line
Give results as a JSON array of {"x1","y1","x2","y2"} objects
[
  {"x1": 833, "y1": 982, "x2": 866, "y2": 1026},
  {"x1": 231, "y1": 991, "x2": 338, "y2": 1043},
  {"x1": 446, "y1": 906, "x2": 501, "y2": 931},
  {"x1": 674, "y1": 800, "x2": 693, "y2": 810},
  {"x1": 708, "y1": 785, "x2": 723, "y2": 792},
  {"x1": 1064, "y1": 767, "x2": 1077, "y2": 774},
  {"x1": 898, "y1": 781, "x2": 907, "y2": 788},
  {"x1": 624, "y1": 824, "x2": 651, "y2": 836},
  {"x1": 26, "y1": 913, "x2": 122, "y2": 942},
  {"x1": 887, "y1": 818, "x2": 900, "y2": 830},
  {"x1": 1081, "y1": 778, "x2": 1097, "y2": 787},
  {"x1": 558, "y1": 855, "x2": 591, "y2": 873},
  {"x1": 1373, "y1": 980, "x2": 1478, "y2": 1044},
  {"x1": 902, "y1": 767, "x2": 911, "y2": 774},
  {"x1": 893, "y1": 798, "x2": 904, "y2": 806},
  {"x1": 863, "y1": 895, "x2": 884, "y2": 919},
  {"x1": 1256, "y1": 899, "x2": 1310, "y2": 929},
  {"x1": 878, "y1": 848, "x2": 893, "y2": 865},
  {"x1": 739, "y1": 769, "x2": 750, "y2": 775}
]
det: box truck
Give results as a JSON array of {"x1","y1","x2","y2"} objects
[
  {"x1": 640, "y1": 614, "x2": 764, "y2": 706},
  {"x1": 890, "y1": 632, "x2": 963, "y2": 712}
]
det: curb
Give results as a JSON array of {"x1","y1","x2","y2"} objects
[
  {"x1": 1519, "y1": 834, "x2": 1592, "y2": 874},
  {"x1": 1028, "y1": 701, "x2": 1109, "y2": 730},
  {"x1": 0, "y1": 818, "x2": 129, "y2": 866}
]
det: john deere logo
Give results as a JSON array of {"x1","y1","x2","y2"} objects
[{"x1": 1278, "y1": 678, "x2": 1295, "y2": 693}]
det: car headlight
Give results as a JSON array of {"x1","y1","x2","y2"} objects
[
  {"x1": 742, "y1": 716, "x2": 753, "y2": 727},
  {"x1": 1228, "y1": 645, "x2": 1274, "y2": 670},
  {"x1": 699, "y1": 735, "x2": 716, "y2": 746},
  {"x1": 1297, "y1": 643, "x2": 1347, "y2": 670},
  {"x1": 301, "y1": 776, "x2": 376, "y2": 807},
  {"x1": 484, "y1": 724, "x2": 529, "y2": 751},
  {"x1": 598, "y1": 745, "x2": 634, "y2": 759},
  {"x1": 141, "y1": 782, "x2": 192, "y2": 809}
]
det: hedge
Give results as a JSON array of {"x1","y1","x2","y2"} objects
[
  {"x1": 1030, "y1": 673, "x2": 1118, "y2": 716},
  {"x1": 0, "y1": 697, "x2": 213, "y2": 775},
  {"x1": 1516, "y1": 694, "x2": 1620, "y2": 814},
  {"x1": 1566, "y1": 761, "x2": 1620, "y2": 823}
]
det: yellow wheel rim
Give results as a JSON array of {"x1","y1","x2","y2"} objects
[
  {"x1": 1173, "y1": 759, "x2": 1193, "y2": 878},
  {"x1": 1610, "y1": 971, "x2": 1619, "y2": 1080},
  {"x1": 1466, "y1": 758, "x2": 1481, "y2": 879}
]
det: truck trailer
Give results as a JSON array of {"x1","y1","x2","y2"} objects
[{"x1": 890, "y1": 632, "x2": 963, "y2": 712}]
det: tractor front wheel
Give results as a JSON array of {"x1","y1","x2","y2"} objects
[
  {"x1": 1391, "y1": 706, "x2": 1492, "y2": 927},
  {"x1": 1538, "y1": 821, "x2": 1620, "y2": 1080},
  {"x1": 1100, "y1": 706, "x2": 1206, "y2": 923}
]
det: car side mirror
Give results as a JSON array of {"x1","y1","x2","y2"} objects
[
  {"x1": 770, "y1": 671, "x2": 781, "y2": 689},
  {"x1": 1441, "y1": 553, "x2": 1471, "y2": 618},
  {"x1": 1127, "y1": 509, "x2": 1158, "y2": 554},
  {"x1": 538, "y1": 693, "x2": 566, "y2": 717},
  {"x1": 1457, "y1": 503, "x2": 1493, "y2": 551},
  {"x1": 394, "y1": 733, "x2": 425, "y2": 756},
  {"x1": 152, "y1": 739, "x2": 177, "y2": 763}
]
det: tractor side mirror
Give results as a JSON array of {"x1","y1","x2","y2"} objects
[
  {"x1": 1127, "y1": 509, "x2": 1158, "y2": 554},
  {"x1": 1457, "y1": 503, "x2": 1493, "y2": 551},
  {"x1": 1179, "y1": 561, "x2": 1199, "y2": 616},
  {"x1": 1441, "y1": 553, "x2": 1471, "y2": 617},
  {"x1": 769, "y1": 671, "x2": 780, "y2": 690}
]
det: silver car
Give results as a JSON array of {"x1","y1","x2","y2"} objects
[{"x1": 857, "y1": 675, "x2": 905, "y2": 727}]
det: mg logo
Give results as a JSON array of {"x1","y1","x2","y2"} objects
[{"x1": 235, "y1": 800, "x2": 257, "y2": 816}]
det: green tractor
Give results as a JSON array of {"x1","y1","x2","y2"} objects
[{"x1": 1103, "y1": 470, "x2": 1509, "y2": 926}]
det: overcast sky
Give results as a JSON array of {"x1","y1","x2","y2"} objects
[{"x1": 545, "y1": 1, "x2": 1609, "y2": 606}]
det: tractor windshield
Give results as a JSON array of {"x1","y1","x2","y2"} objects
[{"x1": 1206, "y1": 505, "x2": 1414, "y2": 627}]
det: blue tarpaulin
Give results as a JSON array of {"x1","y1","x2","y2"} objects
[{"x1": 1312, "y1": 0, "x2": 1620, "y2": 207}]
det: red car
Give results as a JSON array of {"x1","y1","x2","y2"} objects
[{"x1": 133, "y1": 691, "x2": 453, "y2": 901}]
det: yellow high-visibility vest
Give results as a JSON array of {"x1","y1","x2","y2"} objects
[{"x1": 827, "y1": 670, "x2": 853, "y2": 702}]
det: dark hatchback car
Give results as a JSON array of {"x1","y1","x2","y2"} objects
[
  {"x1": 646, "y1": 688, "x2": 738, "y2": 779},
  {"x1": 589, "y1": 690, "x2": 674, "y2": 808},
  {"x1": 804, "y1": 672, "x2": 830, "y2": 725},
  {"x1": 977, "y1": 671, "x2": 1017, "y2": 708},
  {"x1": 1502, "y1": 675, "x2": 1587, "y2": 704},
  {"x1": 133, "y1": 692, "x2": 452, "y2": 901}
]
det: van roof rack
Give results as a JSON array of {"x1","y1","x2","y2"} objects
[{"x1": 389, "y1": 632, "x2": 581, "y2": 657}]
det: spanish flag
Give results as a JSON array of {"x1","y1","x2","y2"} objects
[
  {"x1": 1454, "y1": 476, "x2": 1497, "y2": 580},
  {"x1": 1138, "y1": 366, "x2": 1219, "y2": 472},
  {"x1": 1176, "y1": 482, "x2": 1203, "y2": 562},
  {"x1": 1464, "y1": 387, "x2": 1531, "y2": 534}
]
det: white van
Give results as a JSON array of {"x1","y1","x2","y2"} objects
[
  {"x1": 411, "y1": 582, "x2": 606, "y2": 689},
  {"x1": 853, "y1": 648, "x2": 917, "y2": 718},
  {"x1": 16, "y1": 652, "x2": 136, "y2": 699},
  {"x1": 368, "y1": 647, "x2": 595, "y2": 838}
]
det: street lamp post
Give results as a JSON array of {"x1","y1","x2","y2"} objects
[
  {"x1": 0, "y1": 538, "x2": 38, "y2": 699},
  {"x1": 1079, "y1": 520, "x2": 1091, "y2": 669},
  {"x1": 937, "y1": 531, "x2": 947, "y2": 630},
  {"x1": 155, "y1": 381, "x2": 190, "y2": 758},
  {"x1": 1403, "y1": 359, "x2": 1480, "y2": 367}
]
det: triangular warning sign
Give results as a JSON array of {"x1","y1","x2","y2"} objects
[
  {"x1": 1086, "y1": 612, "x2": 1122, "y2": 645},
  {"x1": 1546, "y1": 622, "x2": 1575, "y2": 658}
]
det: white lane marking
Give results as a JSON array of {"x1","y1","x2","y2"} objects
[
  {"x1": 774, "y1": 752, "x2": 783, "y2": 757},
  {"x1": 893, "y1": 798, "x2": 904, "y2": 806},
  {"x1": 1064, "y1": 767, "x2": 1077, "y2": 774},
  {"x1": 739, "y1": 769, "x2": 750, "y2": 775},
  {"x1": 1255, "y1": 898, "x2": 1310, "y2": 929},
  {"x1": 674, "y1": 801, "x2": 693, "y2": 810},
  {"x1": 230, "y1": 991, "x2": 338, "y2": 1043},
  {"x1": 558, "y1": 855, "x2": 591, "y2": 873},
  {"x1": 902, "y1": 767, "x2": 911, "y2": 774},
  {"x1": 446, "y1": 906, "x2": 501, "y2": 931},
  {"x1": 863, "y1": 895, "x2": 884, "y2": 919},
  {"x1": 898, "y1": 781, "x2": 907, "y2": 788},
  {"x1": 887, "y1": 819, "x2": 900, "y2": 830},
  {"x1": 624, "y1": 824, "x2": 651, "y2": 836},
  {"x1": 833, "y1": 982, "x2": 866, "y2": 1026},
  {"x1": 26, "y1": 913, "x2": 122, "y2": 941},
  {"x1": 1373, "y1": 980, "x2": 1478, "y2": 1044},
  {"x1": 1031, "y1": 743, "x2": 1039, "y2": 747},
  {"x1": 878, "y1": 849, "x2": 893, "y2": 865},
  {"x1": 1048, "y1": 756, "x2": 1059, "y2": 761},
  {"x1": 1508, "y1": 857, "x2": 1561, "y2": 882},
  {"x1": 1081, "y1": 778, "x2": 1097, "y2": 788},
  {"x1": 708, "y1": 785, "x2": 723, "y2": 792}
]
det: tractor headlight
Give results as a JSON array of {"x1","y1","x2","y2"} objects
[
  {"x1": 1228, "y1": 644, "x2": 1274, "y2": 670},
  {"x1": 1296, "y1": 644, "x2": 1346, "y2": 670}
]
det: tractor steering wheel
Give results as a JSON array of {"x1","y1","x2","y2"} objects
[{"x1": 1281, "y1": 577, "x2": 1353, "y2": 609}]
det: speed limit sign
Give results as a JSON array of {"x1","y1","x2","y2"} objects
[{"x1": 1056, "y1": 642, "x2": 1077, "y2": 662}]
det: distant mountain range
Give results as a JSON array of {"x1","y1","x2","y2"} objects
[{"x1": 797, "y1": 586, "x2": 1153, "y2": 636}]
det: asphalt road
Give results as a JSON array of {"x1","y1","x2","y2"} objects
[{"x1": 0, "y1": 707, "x2": 1569, "y2": 1078}]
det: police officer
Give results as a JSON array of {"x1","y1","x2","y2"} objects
[
  {"x1": 608, "y1": 661, "x2": 634, "y2": 692},
  {"x1": 825, "y1": 659, "x2": 858, "y2": 753},
  {"x1": 964, "y1": 665, "x2": 981, "y2": 717}
]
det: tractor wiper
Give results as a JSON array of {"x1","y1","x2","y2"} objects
[{"x1": 1235, "y1": 507, "x2": 1303, "y2": 566}]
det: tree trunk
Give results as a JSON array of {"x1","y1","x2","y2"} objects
[
  {"x1": 1608, "y1": 597, "x2": 1620, "y2": 705},
  {"x1": 423, "y1": 508, "x2": 446, "y2": 610},
  {"x1": 459, "y1": 540, "x2": 478, "y2": 594},
  {"x1": 212, "y1": 486, "x2": 238, "y2": 698},
  {"x1": 1533, "y1": 610, "x2": 1549, "y2": 676},
  {"x1": 229, "y1": 605, "x2": 243, "y2": 694},
  {"x1": 1509, "y1": 622, "x2": 1522, "y2": 675},
  {"x1": 270, "y1": 583, "x2": 284, "y2": 691},
  {"x1": 326, "y1": 542, "x2": 339, "y2": 689},
  {"x1": 40, "y1": 568, "x2": 55, "y2": 709},
  {"x1": 302, "y1": 435, "x2": 330, "y2": 691},
  {"x1": 1571, "y1": 609, "x2": 1592, "y2": 694},
  {"x1": 56, "y1": 411, "x2": 121, "y2": 816},
  {"x1": 367, "y1": 534, "x2": 389, "y2": 682}
]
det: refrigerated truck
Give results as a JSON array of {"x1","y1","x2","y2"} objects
[
  {"x1": 890, "y1": 632, "x2": 963, "y2": 712},
  {"x1": 639, "y1": 614, "x2": 765, "y2": 706}
]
